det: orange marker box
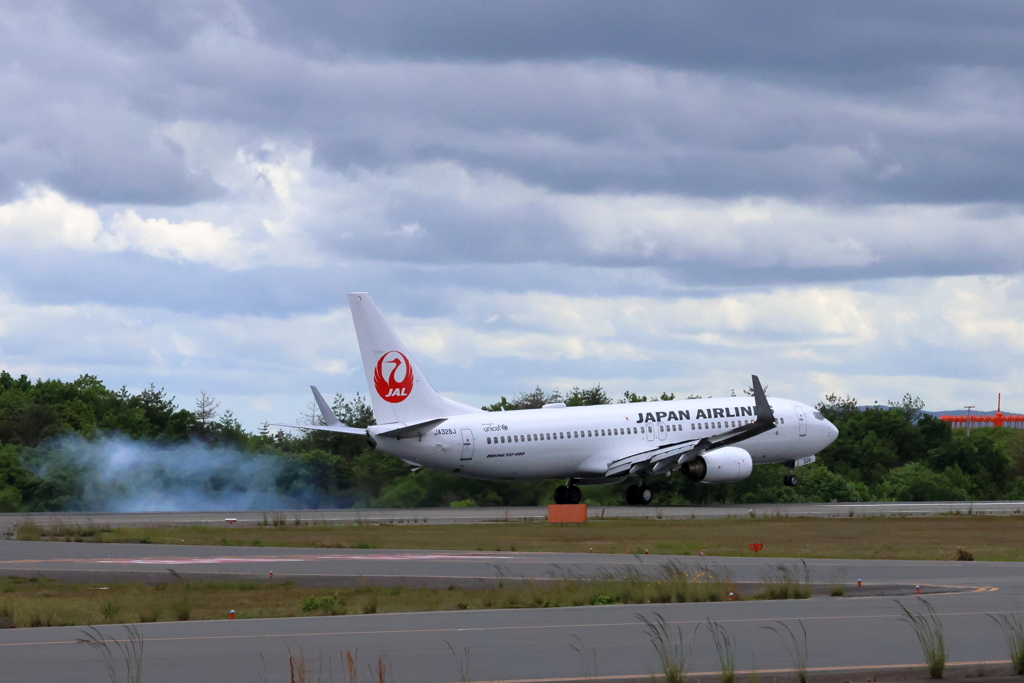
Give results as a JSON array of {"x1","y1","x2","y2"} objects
[{"x1": 547, "y1": 504, "x2": 587, "y2": 523}]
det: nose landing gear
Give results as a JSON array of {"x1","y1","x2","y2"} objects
[
  {"x1": 625, "y1": 483, "x2": 653, "y2": 506},
  {"x1": 783, "y1": 459, "x2": 798, "y2": 487}
]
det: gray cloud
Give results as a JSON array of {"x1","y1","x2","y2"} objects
[
  {"x1": 2, "y1": 2, "x2": 1023, "y2": 209},
  {"x1": 239, "y1": 2, "x2": 1024, "y2": 77}
]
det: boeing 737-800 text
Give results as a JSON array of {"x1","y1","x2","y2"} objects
[{"x1": 274, "y1": 293, "x2": 838, "y2": 505}]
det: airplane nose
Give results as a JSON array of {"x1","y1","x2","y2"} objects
[{"x1": 824, "y1": 418, "x2": 838, "y2": 445}]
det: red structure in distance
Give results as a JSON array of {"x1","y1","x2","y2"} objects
[{"x1": 939, "y1": 394, "x2": 1024, "y2": 429}]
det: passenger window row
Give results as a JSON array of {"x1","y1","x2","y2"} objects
[
  {"x1": 691, "y1": 420, "x2": 753, "y2": 430},
  {"x1": 485, "y1": 426, "x2": 642, "y2": 445}
]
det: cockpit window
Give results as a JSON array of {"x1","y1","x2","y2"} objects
[{"x1": 813, "y1": 411, "x2": 824, "y2": 420}]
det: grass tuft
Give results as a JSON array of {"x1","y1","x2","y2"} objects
[
  {"x1": 372, "y1": 653, "x2": 390, "y2": 683},
  {"x1": 764, "y1": 620, "x2": 809, "y2": 683},
  {"x1": 988, "y1": 612, "x2": 1024, "y2": 675},
  {"x1": 100, "y1": 599, "x2": 121, "y2": 622},
  {"x1": 361, "y1": 591, "x2": 379, "y2": 615},
  {"x1": 897, "y1": 598, "x2": 948, "y2": 679},
  {"x1": 287, "y1": 645, "x2": 308, "y2": 683},
  {"x1": 0, "y1": 601, "x2": 14, "y2": 629},
  {"x1": 706, "y1": 618, "x2": 736, "y2": 683},
  {"x1": 138, "y1": 606, "x2": 162, "y2": 623},
  {"x1": 77, "y1": 624, "x2": 144, "y2": 683},
  {"x1": 638, "y1": 612, "x2": 693, "y2": 683},
  {"x1": 343, "y1": 649, "x2": 359, "y2": 683},
  {"x1": 300, "y1": 593, "x2": 345, "y2": 615},
  {"x1": 757, "y1": 561, "x2": 811, "y2": 600},
  {"x1": 172, "y1": 596, "x2": 192, "y2": 621},
  {"x1": 446, "y1": 641, "x2": 472, "y2": 683},
  {"x1": 570, "y1": 635, "x2": 599, "y2": 682}
]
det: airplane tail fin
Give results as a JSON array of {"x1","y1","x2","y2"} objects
[{"x1": 347, "y1": 293, "x2": 481, "y2": 425}]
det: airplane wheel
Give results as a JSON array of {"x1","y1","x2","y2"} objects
[
  {"x1": 554, "y1": 485, "x2": 569, "y2": 504},
  {"x1": 567, "y1": 485, "x2": 582, "y2": 505},
  {"x1": 625, "y1": 485, "x2": 641, "y2": 506},
  {"x1": 783, "y1": 474, "x2": 797, "y2": 487},
  {"x1": 639, "y1": 485, "x2": 653, "y2": 505}
]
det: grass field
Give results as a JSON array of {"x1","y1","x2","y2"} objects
[
  {"x1": 0, "y1": 561, "x2": 796, "y2": 629},
  {"x1": 15, "y1": 514, "x2": 1024, "y2": 561}
]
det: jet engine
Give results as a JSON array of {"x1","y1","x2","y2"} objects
[{"x1": 681, "y1": 447, "x2": 753, "y2": 484}]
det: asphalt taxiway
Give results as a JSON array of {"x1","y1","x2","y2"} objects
[{"x1": 1, "y1": 540, "x2": 1022, "y2": 682}]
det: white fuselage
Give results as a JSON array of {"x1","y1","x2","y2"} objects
[{"x1": 369, "y1": 396, "x2": 837, "y2": 482}]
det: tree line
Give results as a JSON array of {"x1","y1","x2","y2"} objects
[{"x1": 0, "y1": 369, "x2": 1021, "y2": 511}]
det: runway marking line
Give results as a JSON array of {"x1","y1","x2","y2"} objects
[{"x1": 0, "y1": 607, "x2": 1011, "y2": 648}]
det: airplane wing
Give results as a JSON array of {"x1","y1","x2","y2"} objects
[
  {"x1": 605, "y1": 374, "x2": 777, "y2": 478},
  {"x1": 606, "y1": 438, "x2": 702, "y2": 477}
]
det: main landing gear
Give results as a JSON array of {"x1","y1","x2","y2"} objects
[
  {"x1": 554, "y1": 481, "x2": 583, "y2": 505},
  {"x1": 625, "y1": 483, "x2": 653, "y2": 506}
]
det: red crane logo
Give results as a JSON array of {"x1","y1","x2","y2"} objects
[{"x1": 374, "y1": 351, "x2": 414, "y2": 403}]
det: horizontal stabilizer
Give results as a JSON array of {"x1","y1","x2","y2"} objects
[{"x1": 268, "y1": 422, "x2": 367, "y2": 436}]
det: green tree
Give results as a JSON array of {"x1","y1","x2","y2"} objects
[
  {"x1": 564, "y1": 385, "x2": 612, "y2": 407},
  {"x1": 332, "y1": 392, "x2": 375, "y2": 428},
  {"x1": 879, "y1": 463, "x2": 969, "y2": 501},
  {"x1": 817, "y1": 408, "x2": 924, "y2": 486},
  {"x1": 0, "y1": 444, "x2": 38, "y2": 512},
  {"x1": 61, "y1": 398, "x2": 98, "y2": 435},
  {"x1": 482, "y1": 386, "x2": 552, "y2": 411},
  {"x1": 816, "y1": 393, "x2": 859, "y2": 424}
]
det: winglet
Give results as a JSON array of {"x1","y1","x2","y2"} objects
[
  {"x1": 751, "y1": 375, "x2": 775, "y2": 424},
  {"x1": 310, "y1": 386, "x2": 341, "y2": 427}
]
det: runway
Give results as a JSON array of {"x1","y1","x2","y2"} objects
[
  {"x1": 1, "y1": 540, "x2": 1022, "y2": 682},
  {"x1": 2, "y1": 500, "x2": 1023, "y2": 532}
]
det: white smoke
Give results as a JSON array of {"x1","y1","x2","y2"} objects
[{"x1": 27, "y1": 434, "x2": 329, "y2": 512}]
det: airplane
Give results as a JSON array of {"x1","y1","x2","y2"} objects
[{"x1": 274, "y1": 293, "x2": 839, "y2": 505}]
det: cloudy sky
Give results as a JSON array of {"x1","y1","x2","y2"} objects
[{"x1": 2, "y1": 1, "x2": 1023, "y2": 427}]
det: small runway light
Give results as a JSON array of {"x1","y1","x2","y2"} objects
[
  {"x1": 857, "y1": 579, "x2": 862, "y2": 587},
  {"x1": 229, "y1": 610, "x2": 235, "y2": 619},
  {"x1": 916, "y1": 585, "x2": 921, "y2": 594}
]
